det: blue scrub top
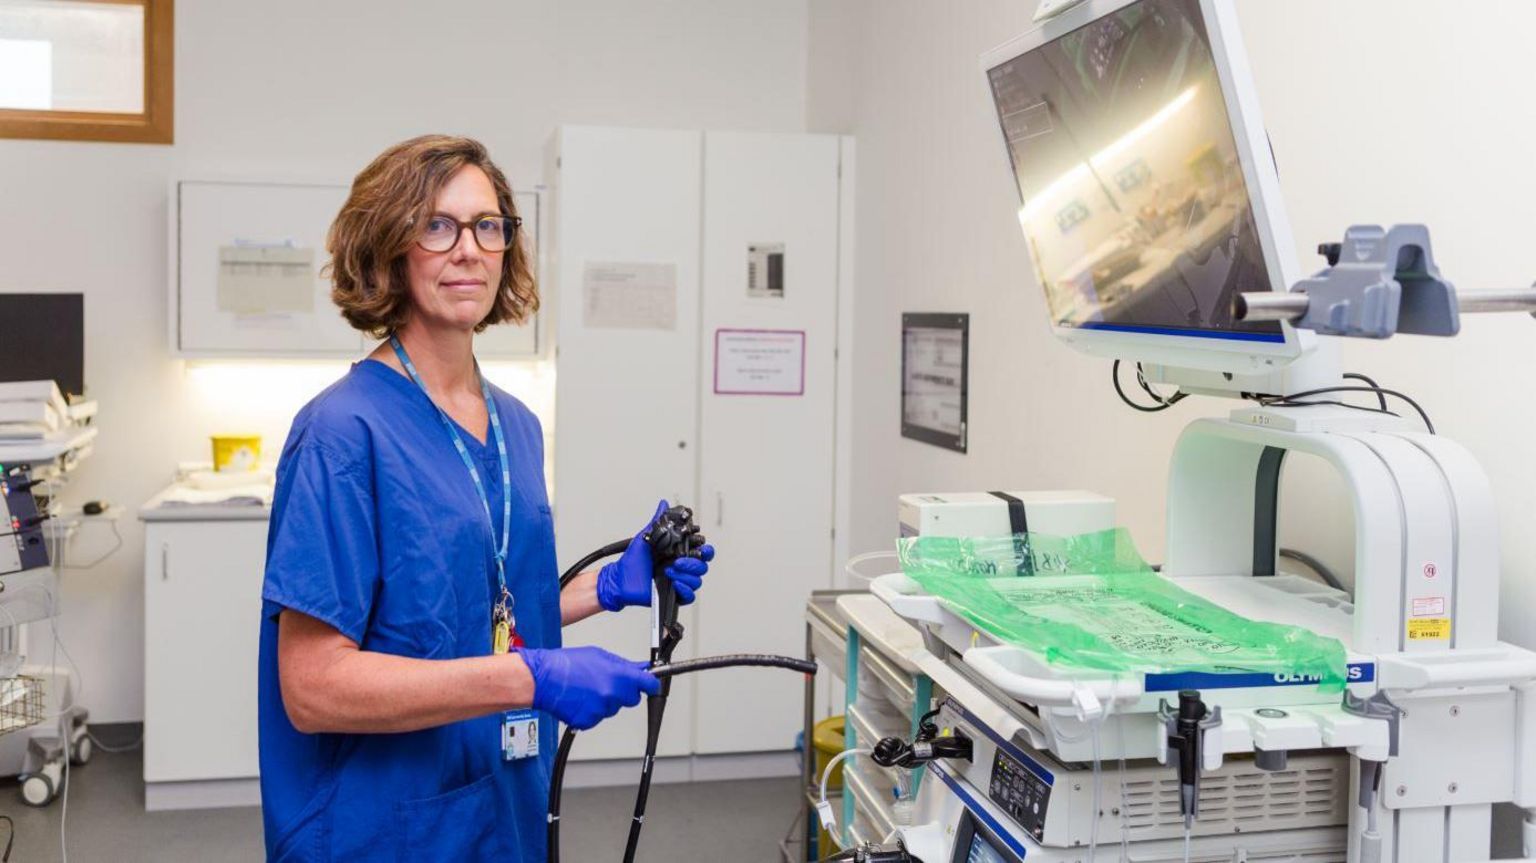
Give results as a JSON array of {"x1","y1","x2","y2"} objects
[{"x1": 257, "y1": 359, "x2": 561, "y2": 861}]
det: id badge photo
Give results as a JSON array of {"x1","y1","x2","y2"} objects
[{"x1": 502, "y1": 709, "x2": 540, "y2": 761}]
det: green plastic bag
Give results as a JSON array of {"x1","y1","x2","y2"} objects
[{"x1": 897, "y1": 529, "x2": 1347, "y2": 689}]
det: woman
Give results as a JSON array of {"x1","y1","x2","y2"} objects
[{"x1": 256, "y1": 135, "x2": 712, "y2": 861}]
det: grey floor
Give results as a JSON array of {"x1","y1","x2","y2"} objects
[{"x1": 0, "y1": 749, "x2": 807, "y2": 862}]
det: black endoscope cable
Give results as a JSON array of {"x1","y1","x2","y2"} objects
[
  {"x1": 622, "y1": 507, "x2": 698, "y2": 863},
  {"x1": 558, "y1": 539, "x2": 631, "y2": 590},
  {"x1": 547, "y1": 654, "x2": 819, "y2": 863},
  {"x1": 547, "y1": 518, "x2": 817, "y2": 863}
]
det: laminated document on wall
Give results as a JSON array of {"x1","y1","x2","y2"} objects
[
  {"x1": 713, "y1": 329, "x2": 805, "y2": 396},
  {"x1": 216, "y1": 245, "x2": 316, "y2": 316},
  {"x1": 582, "y1": 261, "x2": 677, "y2": 330}
]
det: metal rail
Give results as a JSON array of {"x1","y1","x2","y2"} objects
[{"x1": 1235, "y1": 288, "x2": 1536, "y2": 323}]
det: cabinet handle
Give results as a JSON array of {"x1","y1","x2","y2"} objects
[
  {"x1": 161, "y1": 543, "x2": 169, "y2": 581},
  {"x1": 716, "y1": 492, "x2": 723, "y2": 528}
]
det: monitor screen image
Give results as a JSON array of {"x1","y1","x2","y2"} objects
[
  {"x1": 966, "y1": 832, "x2": 1013, "y2": 863},
  {"x1": 987, "y1": 0, "x2": 1283, "y2": 343}
]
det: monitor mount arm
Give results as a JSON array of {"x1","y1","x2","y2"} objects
[{"x1": 1236, "y1": 223, "x2": 1536, "y2": 337}]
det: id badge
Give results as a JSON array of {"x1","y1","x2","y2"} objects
[{"x1": 502, "y1": 710, "x2": 540, "y2": 761}]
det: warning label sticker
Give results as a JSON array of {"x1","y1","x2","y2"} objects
[
  {"x1": 1412, "y1": 597, "x2": 1446, "y2": 617},
  {"x1": 1408, "y1": 618, "x2": 1452, "y2": 641}
]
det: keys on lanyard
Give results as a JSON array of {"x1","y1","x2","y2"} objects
[
  {"x1": 389, "y1": 335, "x2": 520, "y2": 654},
  {"x1": 492, "y1": 584, "x2": 523, "y2": 653}
]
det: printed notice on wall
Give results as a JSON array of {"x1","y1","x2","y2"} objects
[
  {"x1": 903, "y1": 327, "x2": 965, "y2": 436},
  {"x1": 583, "y1": 262, "x2": 677, "y2": 330},
  {"x1": 714, "y1": 329, "x2": 805, "y2": 396},
  {"x1": 217, "y1": 246, "x2": 315, "y2": 315}
]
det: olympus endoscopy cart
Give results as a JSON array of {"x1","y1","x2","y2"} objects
[{"x1": 830, "y1": 0, "x2": 1536, "y2": 861}]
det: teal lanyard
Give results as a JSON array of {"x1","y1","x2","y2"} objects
[{"x1": 389, "y1": 335, "x2": 513, "y2": 626}]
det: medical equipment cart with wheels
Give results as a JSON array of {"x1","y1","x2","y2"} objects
[
  {"x1": 0, "y1": 423, "x2": 100, "y2": 808},
  {"x1": 830, "y1": 0, "x2": 1536, "y2": 859}
]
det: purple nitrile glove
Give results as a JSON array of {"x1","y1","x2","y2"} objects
[
  {"x1": 595, "y1": 499, "x2": 715, "y2": 612},
  {"x1": 516, "y1": 646, "x2": 660, "y2": 730}
]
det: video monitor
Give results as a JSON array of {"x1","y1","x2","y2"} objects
[
  {"x1": 985, "y1": 0, "x2": 1295, "y2": 353},
  {"x1": 950, "y1": 808, "x2": 1024, "y2": 863}
]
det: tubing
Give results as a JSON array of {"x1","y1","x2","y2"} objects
[
  {"x1": 545, "y1": 653, "x2": 817, "y2": 863},
  {"x1": 818, "y1": 748, "x2": 873, "y2": 849},
  {"x1": 546, "y1": 727, "x2": 579, "y2": 862},
  {"x1": 652, "y1": 655, "x2": 818, "y2": 678},
  {"x1": 622, "y1": 537, "x2": 688, "y2": 863},
  {"x1": 558, "y1": 539, "x2": 629, "y2": 590}
]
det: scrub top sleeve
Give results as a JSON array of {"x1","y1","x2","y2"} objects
[{"x1": 262, "y1": 440, "x2": 380, "y2": 645}]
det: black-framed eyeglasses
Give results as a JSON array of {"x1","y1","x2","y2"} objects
[{"x1": 415, "y1": 212, "x2": 522, "y2": 253}]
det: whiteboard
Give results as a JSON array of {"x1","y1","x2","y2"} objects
[{"x1": 172, "y1": 181, "x2": 542, "y2": 358}]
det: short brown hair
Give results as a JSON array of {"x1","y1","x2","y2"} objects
[{"x1": 327, "y1": 135, "x2": 537, "y2": 337}]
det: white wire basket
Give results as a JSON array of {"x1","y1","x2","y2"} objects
[{"x1": 0, "y1": 675, "x2": 45, "y2": 737}]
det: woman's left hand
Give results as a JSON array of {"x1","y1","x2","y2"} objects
[{"x1": 596, "y1": 500, "x2": 715, "y2": 611}]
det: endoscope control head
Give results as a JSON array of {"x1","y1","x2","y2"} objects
[{"x1": 644, "y1": 504, "x2": 707, "y2": 565}]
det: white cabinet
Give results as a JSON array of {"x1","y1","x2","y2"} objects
[
  {"x1": 142, "y1": 513, "x2": 268, "y2": 804},
  {"x1": 548, "y1": 127, "x2": 704, "y2": 761},
  {"x1": 170, "y1": 181, "x2": 543, "y2": 359},
  {"x1": 548, "y1": 126, "x2": 854, "y2": 759},
  {"x1": 693, "y1": 132, "x2": 845, "y2": 754}
]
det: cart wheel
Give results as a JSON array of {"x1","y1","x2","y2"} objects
[
  {"x1": 70, "y1": 733, "x2": 93, "y2": 766},
  {"x1": 20, "y1": 772, "x2": 55, "y2": 807}
]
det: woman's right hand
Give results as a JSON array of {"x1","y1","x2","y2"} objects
[{"x1": 516, "y1": 646, "x2": 660, "y2": 730}]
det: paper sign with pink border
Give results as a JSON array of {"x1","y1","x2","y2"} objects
[{"x1": 713, "y1": 328, "x2": 807, "y2": 396}]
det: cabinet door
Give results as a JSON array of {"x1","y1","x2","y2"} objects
[
  {"x1": 175, "y1": 181, "x2": 362, "y2": 356},
  {"x1": 143, "y1": 520, "x2": 269, "y2": 782},
  {"x1": 551, "y1": 126, "x2": 703, "y2": 760},
  {"x1": 693, "y1": 132, "x2": 844, "y2": 754},
  {"x1": 476, "y1": 190, "x2": 543, "y2": 358}
]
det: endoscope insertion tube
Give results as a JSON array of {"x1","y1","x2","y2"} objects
[{"x1": 546, "y1": 524, "x2": 818, "y2": 863}]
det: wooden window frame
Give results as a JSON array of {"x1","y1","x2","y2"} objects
[{"x1": 0, "y1": 0, "x2": 173, "y2": 144}]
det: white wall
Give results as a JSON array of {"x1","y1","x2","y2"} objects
[
  {"x1": 810, "y1": 0, "x2": 1536, "y2": 651},
  {"x1": 0, "y1": 0, "x2": 810, "y2": 723}
]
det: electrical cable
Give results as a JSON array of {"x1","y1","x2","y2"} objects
[
  {"x1": 1277, "y1": 548, "x2": 1345, "y2": 592},
  {"x1": 42, "y1": 521, "x2": 69, "y2": 863},
  {"x1": 558, "y1": 539, "x2": 629, "y2": 590},
  {"x1": 1089, "y1": 717, "x2": 1103, "y2": 862},
  {"x1": 1111, "y1": 361, "x2": 1187, "y2": 413},
  {"x1": 1255, "y1": 385, "x2": 1434, "y2": 433},
  {"x1": 1135, "y1": 363, "x2": 1182, "y2": 408},
  {"x1": 1358, "y1": 759, "x2": 1384, "y2": 863},
  {"x1": 60, "y1": 518, "x2": 123, "y2": 570},
  {"x1": 1342, "y1": 372, "x2": 1389, "y2": 412},
  {"x1": 86, "y1": 730, "x2": 143, "y2": 753},
  {"x1": 0, "y1": 813, "x2": 12, "y2": 862},
  {"x1": 1254, "y1": 398, "x2": 1400, "y2": 419},
  {"x1": 545, "y1": 652, "x2": 817, "y2": 862}
]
